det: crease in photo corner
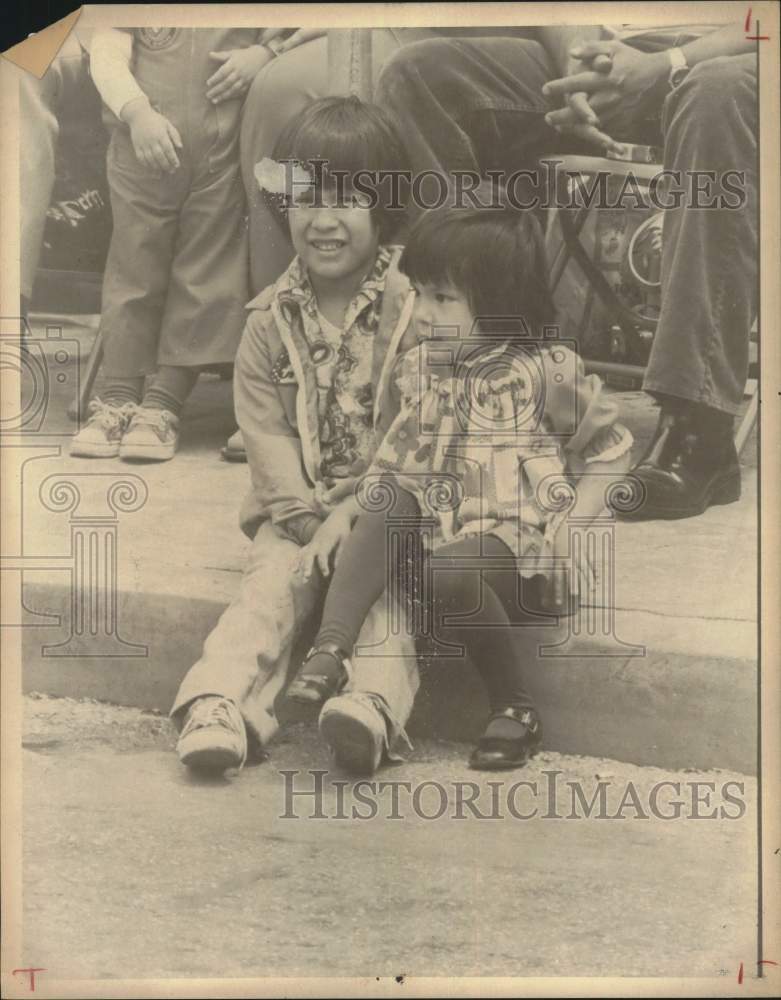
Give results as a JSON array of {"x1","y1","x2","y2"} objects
[{"x1": 1, "y1": 8, "x2": 83, "y2": 78}]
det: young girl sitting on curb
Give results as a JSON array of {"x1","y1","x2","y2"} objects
[
  {"x1": 287, "y1": 196, "x2": 634, "y2": 771},
  {"x1": 172, "y1": 96, "x2": 420, "y2": 776}
]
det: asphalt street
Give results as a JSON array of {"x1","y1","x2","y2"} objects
[{"x1": 20, "y1": 696, "x2": 757, "y2": 983}]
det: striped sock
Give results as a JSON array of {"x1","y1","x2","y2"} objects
[
  {"x1": 101, "y1": 377, "x2": 144, "y2": 407},
  {"x1": 141, "y1": 366, "x2": 199, "y2": 417}
]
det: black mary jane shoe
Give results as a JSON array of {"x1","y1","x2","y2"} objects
[
  {"x1": 468, "y1": 706, "x2": 543, "y2": 771},
  {"x1": 619, "y1": 402, "x2": 740, "y2": 521},
  {"x1": 286, "y1": 643, "x2": 351, "y2": 705}
]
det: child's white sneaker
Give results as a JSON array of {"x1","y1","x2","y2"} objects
[
  {"x1": 120, "y1": 407, "x2": 179, "y2": 462},
  {"x1": 318, "y1": 692, "x2": 387, "y2": 777},
  {"x1": 177, "y1": 696, "x2": 247, "y2": 773},
  {"x1": 70, "y1": 399, "x2": 136, "y2": 458}
]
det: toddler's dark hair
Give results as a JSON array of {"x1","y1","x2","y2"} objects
[
  {"x1": 399, "y1": 189, "x2": 556, "y2": 337},
  {"x1": 269, "y1": 95, "x2": 409, "y2": 243}
]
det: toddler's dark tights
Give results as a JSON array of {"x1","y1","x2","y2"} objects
[{"x1": 308, "y1": 483, "x2": 549, "y2": 737}]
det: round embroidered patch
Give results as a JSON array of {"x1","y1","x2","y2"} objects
[
  {"x1": 309, "y1": 342, "x2": 335, "y2": 366},
  {"x1": 137, "y1": 28, "x2": 179, "y2": 50}
]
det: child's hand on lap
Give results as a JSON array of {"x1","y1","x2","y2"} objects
[
  {"x1": 297, "y1": 502, "x2": 356, "y2": 581},
  {"x1": 207, "y1": 46, "x2": 277, "y2": 103},
  {"x1": 122, "y1": 98, "x2": 183, "y2": 172},
  {"x1": 313, "y1": 477, "x2": 360, "y2": 516}
]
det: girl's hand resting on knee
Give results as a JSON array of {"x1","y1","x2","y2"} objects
[
  {"x1": 313, "y1": 477, "x2": 359, "y2": 516},
  {"x1": 297, "y1": 501, "x2": 357, "y2": 581}
]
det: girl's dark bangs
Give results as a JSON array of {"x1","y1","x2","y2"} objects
[{"x1": 400, "y1": 215, "x2": 478, "y2": 289}]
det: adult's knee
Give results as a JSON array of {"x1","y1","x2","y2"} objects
[
  {"x1": 242, "y1": 38, "x2": 328, "y2": 138},
  {"x1": 676, "y1": 55, "x2": 756, "y2": 119},
  {"x1": 376, "y1": 38, "x2": 454, "y2": 106}
]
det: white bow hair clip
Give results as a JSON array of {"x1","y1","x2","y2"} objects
[{"x1": 253, "y1": 157, "x2": 313, "y2": 197}]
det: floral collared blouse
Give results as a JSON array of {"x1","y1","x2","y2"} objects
[
  {"x1": 271, "y1": 245, "x2": 398, "y2": 481},
  {"x1": 368, "y1": 339, "x2": 634, "y2": 591}
]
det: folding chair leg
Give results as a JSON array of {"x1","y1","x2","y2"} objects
[
  {"x1": 67, "y1": 326, "x2": 104, "y2": 422},
  {"x1": 735, "y1": 384, "x2": 758, "y2": 457}
]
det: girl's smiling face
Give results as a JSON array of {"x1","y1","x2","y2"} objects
[
  {"x1": 404, "y1": 281, "x2": 476, "y2": 351},
  {"x1": 288, "y1": 186, "x2": 380, "y2": 287}
]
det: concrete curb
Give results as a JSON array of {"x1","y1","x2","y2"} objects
[{"x1": 22, "y1": 580, "x2": 757, "y2": 774}]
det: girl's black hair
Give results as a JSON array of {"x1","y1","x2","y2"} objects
[
  {"x1": 399, "y1": 189, "x2": 556, "y2": 337},
  {"x1": 268, "y1": 95, "x2": 409, "y2": 243}
]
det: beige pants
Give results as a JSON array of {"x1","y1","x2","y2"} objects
[{"x1": 171, "y1": 520, "x2": 420, "y2": 750}]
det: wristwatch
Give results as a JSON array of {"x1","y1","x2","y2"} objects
[{"x1": 667, "y1": 47, "x2": 690, "y2": 88}]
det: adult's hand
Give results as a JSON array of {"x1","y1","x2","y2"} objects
[
  {"x1": 206, "y1": 45, "x2": 277, "y2": 103},
  {"x1": 260, "y1": 27, "x2": 326, "y2": 55},
  {"x1": 542, "y1": 40, "x2": 670, "y2": 151},
  {"x1": 544, "y1": 41, "x2": 626, "y2": 155}
]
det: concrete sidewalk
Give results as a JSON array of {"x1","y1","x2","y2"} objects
[{"x1": 15, "y1": 315, "x2": 759, "y2": 773}]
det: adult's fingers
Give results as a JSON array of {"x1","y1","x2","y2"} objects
[
  {"x1": 207, "y1": 74, "x2": 240, "y2": 102},
  {"x1": 136, "y1": 148, "x2": 155, "y2": 171},
  {"x1": 208, "y1": 80, "x2": 245, "y2": 103},
  {"x1": 206, "y1": 62, "x2": 234, "y2": 88},
  {"x1": 569, "y1": 40, "x2": 617, "y2": 61},
  {"x1": 298, "y1": 548, "x2": 315, "y2": 581},
  {"x1": 147, "y1": 143, "x2": 171, "y2": 172},
  {"x1": 276, "y1": 28, "x2": 305, "y2": 51},
  {"x1": 155, "y1": 135, "x2": 179, "y2": 171},
  {"x1": 542, "y1": 71, "x2": 614, "y2": 99},
  {"x1": 545, "y1": 104, "x2": 580, "y2": 128},
  {"x1": 166, "y1": 121, "x2": 183, "y2": 150},
  {"x1": 259, "y1": 27, "x2": 288, "y2": 44},
  {"x1": 592, "y1": 53, "x2": 613, "y2": 73},
  {"x1": 316, "y1": 546, "x2": 331, "y2": 578},
  {"x1": 277, "y1": 28, "x2": 324, "y2": 52},
  {"x1": 567, "y1": 91, "x2": 599, "y2": 125},
  {"x1": 152, "y1": 142, "x2": 177, "y2": 173},
  {"x1": 555, "y1": 121, "x2": 625, "y2": 156},
  {"x1": 546, "y1": 100, "x2": 608, "y2": 131},
  {"x1": 206, "y1": 63, "x2": 232, "y2": 92}
]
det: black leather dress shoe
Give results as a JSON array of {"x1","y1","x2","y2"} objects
[
  {"x1": 468, "y1": 707, "x2": 542, "y2": 771},
  {"x1": 286, "y1": 643, "x2": 350, "y2": 705},
  {"x1": 619, "y1": 403, "x2": 741, "y2": 521}
]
